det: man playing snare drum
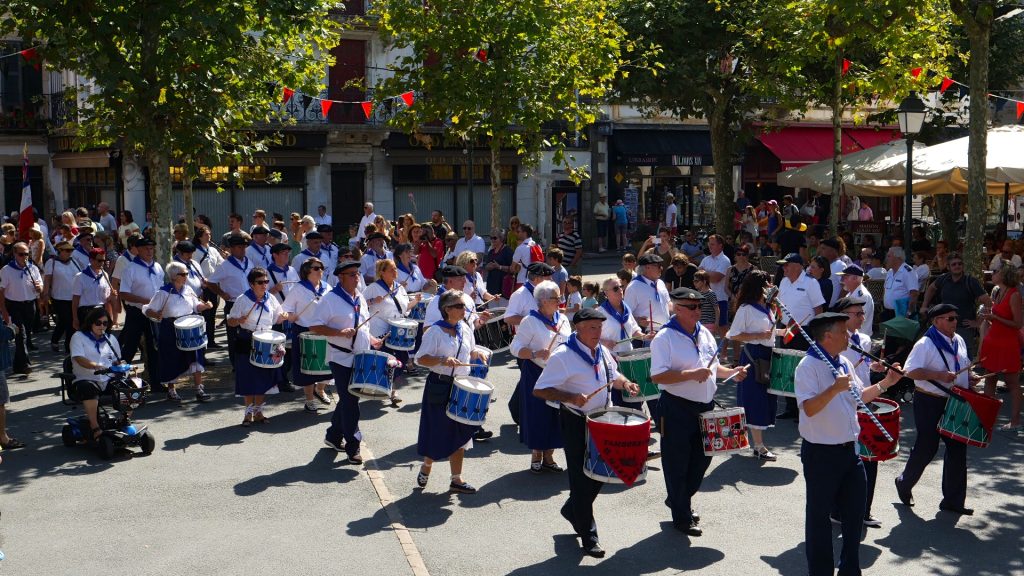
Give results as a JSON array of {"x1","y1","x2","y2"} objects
[{"x1": 895, "y1": 303, "x2": 980, "y2": 516}]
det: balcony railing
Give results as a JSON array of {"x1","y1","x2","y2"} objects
[{"x1": 269, "y1": 87, "x2": 397, "y2": 127}]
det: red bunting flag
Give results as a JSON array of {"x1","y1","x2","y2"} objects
[
  {"x1": 940, "y1": 77, "x2": 954, "y2": 93},
  {"x1": 282, "y1": 87, "x2": 295, "y2": 103},
  {"x1": 474, "y1": 48, "x2": 488, "y2": 63},
  {"x1": 20, "y1": 47, "x2": 40, "y2": 70},
  {"x1": 841, "y1": 59, "x2": 851, "y2": 76},
  {"x1": 320, "y1": 99, "x2": 333, "y2": 116},
  {"x1": 360, "y1": 101, "x2": 373, "y2": 119},
  {"x1": 586, "y1": 414, "x2": 651, "y2": 486},
  {"x1": 910, "y1": 67, "x2": 923, "y2": 78},
  {"x1": 400, "y1": 91, "x2": 415, "y2": 107},
  {"x1": 1017, "y1": 102, "x2": 1024, "y2": 120}
]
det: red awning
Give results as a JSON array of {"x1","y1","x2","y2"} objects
[{"x1": 758, "y1": 126, "x2": 902, "y2": 171}]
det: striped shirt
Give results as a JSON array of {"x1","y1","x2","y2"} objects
[{"x1": 556, "y1": 231, "x2": 582, "y2": 262}]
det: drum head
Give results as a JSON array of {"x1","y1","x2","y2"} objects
[
  {"x1": 865, "y1": 399, "x2": 899, "y2": 415},
  {"x1": 389, "y1": 318, "x2": 418, "y2": 329},
  {"x1": 174, "y1": 315, "x2": 203, "y2": 328},
  {"x1": 485, "y1": 307, "x2": 507, "y2": 324},
  {"x1": 617, "y1": 348, "x2": 651, "y2": 361},
  {"x1": 773, "y1": 348, "x2": 806, "y2": 358},
  {"x1": 299, "y1": 332, "x2": 326, "y2": 341},
  {"x1": 253, "y1": 330, "x2": 286, "y2": 344},
  {"x1": 588, "y1": 407, "x2": 650, "y2": 426},
  {"x1": 455, "y1": 376, "x2": 493, "y2": 392}
]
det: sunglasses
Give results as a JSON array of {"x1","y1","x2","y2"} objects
[
  {"x1": 490, "y1": 236, "x2": 499, "y2": 240},
  {"x1": 176, "y1": 272, "x2": 188, "y2": 277},
  {"x1": 60, "y1": 249, "x2": 73, "y2": 253},
  {"x1": 254, "y1": 279, "x2": 269, "y2": 285},
  {"x1": 736, "y1": 252, "x2": 749, "y2": 257},
  {"x1": 15, "y1": 252, "x2": 28, "y2": 257},
  {"x1": 939, "y1": 316, "x2": 958, "y2": 323},
  {"x1": 311, "y1": 266, "x2": 324, "y2": 271},
  {"x1": 93, "y1": 320, "x2": 109, "y2": 327},
  {"x1": 446, "y1": 303, "x2": 467, "y2": 310},
  {"x1": 675, "y1": 303, "x2": 700, "y2": 310},
  {"x1": 463, "y1": 227, "x2": 473, "y2": 230},
  {"x1": 609, "y1": 286, "x2": 622, "y2": 292}
]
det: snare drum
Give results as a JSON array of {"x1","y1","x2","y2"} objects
[
  {"x1": 584, "y1": 407, "x2": 650, "y2": 484},
  {"x1": 409, "y1": 296, "x2": 432, "y2": 323},
  {"x1": 173, "y1": 315, "x2": 207, "y2": 351},
  {"x1": 348, "y1": 350, "x2": 399, "y2": 400},
  {"x1": 474, "y1": 307, "x2": 514, "y2": 353},
  {"x1": 469, "y1": 346, "x2": 491, "y2": 379},
  {"x1": 615, "y1": 348, "x2": 660, "y2": 402},
  {"x1": 857, "y1": 398, "x2": 900, "y2": 462},
  {"x1": 699, "y1": 407, "x2": 750, "y2": 456},
  {"x1": 298, "y1": 332, "x2": 331, "y2": 376},
  {"x1": 250, "y1": 330, "x2": 287, "y2": 369},
  {"x1": 446, "y1": 376, "x2": 493, "y2": 425},
  {"x1": 938, "y1": 386, "x2": 1002, "y2": 448},
  {"x1": 386, "y1": 318, "x2": 419, "y2": 351},
  {"x1": 768, "y1": 349, "x2": 804, "y2": 397}
]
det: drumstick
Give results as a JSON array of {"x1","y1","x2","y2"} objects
[
  {"x1": 721, "y1": 364, "x2": 749, "y2": 384},
  {"x1": 354, "y1": 311, "x2": 380, "y2": 332},
  {"x1": 584, "y1": 382, "x2": 611, "y2": 402},
  {"x1": 850, "y1": 343, "x2": 956, "y2": 396},
  {"x1": 955, "y1": 359, "x2": 983, "y2": 376},
  {"x1": 649, "y1": 302, "x2": 654, "y2": 335},
  {"x1": 614, "y1": 336, "x2": 634, "y2": 346}
]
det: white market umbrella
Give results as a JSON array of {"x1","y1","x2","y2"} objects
[{"x1": 777, "y1": 139, "x2": 924, "y2": 193}]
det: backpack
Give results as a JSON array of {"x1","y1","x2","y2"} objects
[{"x1": 529, "y1": 243, "x2": 544, "y2": 263}]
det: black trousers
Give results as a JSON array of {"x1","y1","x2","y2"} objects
[
  {"x1": 802, "y1": 440, "x2": 866, "y2": 576},
  {"x1": 119, "y1": 306, "x2": 159, "y2": 381},
  {"x1": 51, "y1": 299, "x2": 74, "y2": 351},
  {"x1": 7, "y1": 299, "x2": 36, "y2": 372},
  {"x1": 898, "y1": 391, "x2": 968, "y2": 507},
  {"x1": 660, "y1": 393, "x2": 712, "y2": 527},
  {"x1": 202, "y1": 288, "x2": 220, "y2": 345},
  {"x1": 325, "y1": 363, "x2": 359, "y2": 457},
  {"x1": 224, "y1": 300, "x2": 237, "y2": 365},
  {"x1": 559, "y1": 407, "x2": 603, "y2": 544}
]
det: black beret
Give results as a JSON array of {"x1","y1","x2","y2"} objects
[
  {"x1": 527, "y1": 262, "x2": 554, "y2": 276},
  {"x1": 251, "y1": 225, "x2": 270, "y2": 235},
  {"x1": 928, "y1": 303, "x2": 959, "y2": 320},
  {"x1": 837, "y1": 265, "x2": 864, "y2": 277},
  {"x1": 441, "y1": 265, "x2": 468, "y2": 277},
  {"x1": 317, "y1": 224, "x2": 333, "y2": 233},
  {"x1": 304, "y1": 231, "x2": 323, "y2": 241},
  {"x1": 367, "y1": 232, "x2": 387, "y2": 242},
  {"x1": 574, "y1": 308, "x2": 607, "y2": 324},
  {"x1": 670, "y1": 287, "x2": 703, "y2": 301},
  {"x1": 136, "y1": 238, "x2": 156, "y2": 247},
  {"x1": 806, "y1": 312, "x2": 849, "y2": 333},
  {"x1": 226, "y1": 235, "x2": 249, "y2": 247},
  {"x1": 830, "y1": 297, "x2": 866, "y2": 313},
  {"x1": 175, "y1": 241, "x2": 196, "y2": 253},
  {"x1": 270, "y1": 243, "x2": 292, "y2": 254},
  {"x1": 333, "y1": 260, "x2": 360, "y2": 275},
  {"x1": 268, "y1": 229, "x2": 283, "y2": 240},
  {"x1": 638, "y1": 253, "x2": 664, "y2": 266},
  {"x1": 821, "y1": 238, "x2": 841, "y2": 250}
]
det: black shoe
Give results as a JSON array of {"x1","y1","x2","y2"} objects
[
  {"x1": 323, "y1": 437, "x2": 345, "y2": 452},
  {"x1": 207, "y1": 343, "x2": 224, "y2": 350},
  {"x1": 195, "y1": 390, "x2": 212, "y2": 403},
  {"x1": 691, "y1": 510, "x2": 700, "y2": 525},
  {"x1": 473, "y1": 429, "x2": 493, "y2": 441},
  {"x1": 278, "y1": 381, "x2": 296, "y2": 393},
  {"x1": 582, "y1": 540, "x2": 606, "y2": 558},
  {"x1": 894, "y1": 477, "x2": 915, "y2": 507},
  {"x1": 939, "y1": 502, "x2": 974, "y2": 516},
  {"x1": 675, "y1": 521, "x2": 702, "y2": 537},
  {"x1": 348, "y1": 453, "x2": 364, "y2": 465}
]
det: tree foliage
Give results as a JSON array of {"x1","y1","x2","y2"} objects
[{"x1": 2, "y1": 0, "x2": 343, "y2": 260}]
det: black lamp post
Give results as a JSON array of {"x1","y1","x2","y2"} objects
[{"x1": 896, "y1": 92, "x2": 926, "y2": 252}]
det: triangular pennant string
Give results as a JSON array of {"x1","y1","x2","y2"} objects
[
  {"x1": 401, "y1": 91, "x2": 415, "y2": 107},
  {"x1": 1017, "y1": 102, "x2": 1024, "y2": 120},
  {"x1": 841, "y1": 58, "x2": 851, "y2": 76},
  {"x1": 940, "y1": 77, "x2": 954, "y2": 93},
  {"x1": 361, "y1": 101, "x2": 373, "y2": 119},
  {"x1": 282, "y1": 87, "x2": 295, "y2": 103},
  {"x1": 910, "y1": 67, "x2": 922, "y2": 79},
  {"x1": 320, "y1": 99, "x2": 333, "y2": 116}
]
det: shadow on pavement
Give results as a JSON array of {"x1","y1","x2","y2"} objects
[{"x1": 233, "y1": 448, "x2": 360, "y2": 496}]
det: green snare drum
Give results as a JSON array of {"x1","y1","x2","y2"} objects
[
  {"x1": 299, "y1": 332, "x2": 331, "y2": 376},
  {"x1": 768, "y1": 348, "x2": 805, "y2": 398},
  {"x1": 616, "y1": 348, "x2": 660, "y2": 402},
  {"x1": 938, "y1": 386, "x2": 1001, "y2": 448}
]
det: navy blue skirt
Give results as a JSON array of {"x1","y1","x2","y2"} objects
[
  {"x1": 737, "y1": 344, "x2": 777, "y2": 428},
  {"x1": 157, "y1": 317, "x2": 206, "y2": 385},
  {"x1": 518, "y1": 359, "x2": 563, "y2": 450},
  {"x1": 234, "y1": 332, "x2": 283, "y2": 396},
  {"x1": 417, "y1": 372, "x2": 478, "y2": 460}
]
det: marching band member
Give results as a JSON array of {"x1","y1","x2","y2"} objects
[
  {"x1": 208, "y1": 235, "x2": 253, "y2": 366},
  {"x1": 338, "y1": 247, "x2": 366, "y2": 292},
  {"x1": 882, "y1": 246, "x2": 919, "y2": 320},
  {"x1": 71, "y1": 248, "x2": 113, "y2": 330},
  {"x1": 394, "y1": 243, "x2": 425, "y2": 293},
  {"x1": 533, "y1": 308, "x2": 639, "y2": 558},
  {"x1": 413, "y1": 289, "x2": 489, "y2": 494},
  {"x1": 292, "y1": 230, "x2": 324, "y2": 272},
  {"x1": 144, "y1": 261, "x2": 213, "y2": 404},
  {"x1": 282, "y1": 257, "x2": 332, "y2": 413},
  {"x1": 317, "y1": 224, "x2": 339, "y2": 270},
  {"x1": 504, "y1": 262, "x2": 554, "y2": 328},
  {"x1": 314, "y1": 261, "x2": 383, "y2": 465},
  {"x1": 192, "y1": 224, "x2": 225, "y2": 349},
  {"x1": 511, "y1": 280, "x2": 572, "y2": 473},
  {"x1": 837, "y1": 265, "x2": 874, "y2": 336},
  {"x1": 624, "y1": 253, "x2": 671, "y2": 336},
  {"x1": 227, "y1": 268, "x2": 287, "y2": 426},
  {"x1": 43, "y1": 241, "x2": 80, "y2": 352},
  {"x1": 364, "y1": 258, "x2": 419, "y2": 404},
  {"x1": 116, "y1": 238, "x2": 163, "y2": 384},
  {"x1": 69, "y1": 306, "x2": 123, "y2": 444},
  {"x1": 0, "y1": 242, "x2": 44, "y2": 375},
  {"x1": 246, "y1": 226, "x2": 273, "y2": 268},
  {"x1": 776, "y1": 252, "x2": 825, "y2": 419},
  {"x1": 456, "y1": 251, "x2": 496, "y2": 307},
  {"x1": 174, "y1": 241, "x2": 205, "y2": 297},
  {"x1": 265, "y1": 242, "x2": 298, "y2": 392},
  {"x1": 360, "y1": 232, "x2": 393, "y2": 286},
  {"x1": 70, "y1": 226, "x2": 95, "y2": 270},
  {"x1": 650, "y1": 287, "x2": 747, "y2": 537},
  {"x1": 725, "y1": 270, "x2": 778, "y2": 460},
  {"x1": 795, "y1": 312, "x2": 898, "y2": 576},
  {"x1": 895, "y1": 303, "x2": 977, "y2": 515},
  {"x1": 598, "y1": 276, "x2": 647, "y2": 354}
]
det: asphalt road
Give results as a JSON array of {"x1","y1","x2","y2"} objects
[{"x1": 1, "y1": 253, "x2": 1022, "y2": 576}]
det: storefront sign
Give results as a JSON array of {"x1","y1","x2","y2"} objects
[{"x1": 849, "y1": 221, "x2": 884, "y2": 235}]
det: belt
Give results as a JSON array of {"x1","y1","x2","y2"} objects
[{"x1": 804, "y1": 440, "x2": 855, "y2": 448}]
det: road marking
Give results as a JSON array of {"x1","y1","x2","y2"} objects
[{"x1": 361, "y1": 446, "x2": 430, "y2": 576}]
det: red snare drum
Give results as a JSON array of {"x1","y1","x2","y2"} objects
[
  {"x1": 857, "y1": 398, "x2": 900, "y2": 462},
  {"x1": 699, "y1": 407, "x2": 749, "y2": 456}
]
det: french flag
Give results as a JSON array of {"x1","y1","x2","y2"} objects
[{"x1": 18, "y1": 143, "x2": 34, "y2": 242}]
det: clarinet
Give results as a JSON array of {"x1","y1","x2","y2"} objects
[{"x1": 765, "y1": 287, "x2": 894, "y2": 442}]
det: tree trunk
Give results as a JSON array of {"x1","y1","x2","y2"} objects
[
  {"x1": 963, "y1": 20, "x2": 991, "y2": 281},
  {"x1": 934, "y1": 195, "x2": 957, "y2": 246},
  {"x1": 183, "y1": 160, "x2": 195, "y2": 239},
  {"x1": 490, "y1": 143, "x2": 502, "y2": 232},
  {"x1": 708, "y1": 94, "x2": 734, "y2": 238},
  {"x1": 146, "y1": 149, "x2": 173, "y2": 264},
  {"x1": 829, "y1": 49, "x2": 844, "y2": 235}
]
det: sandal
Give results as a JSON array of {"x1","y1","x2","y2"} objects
[
  {"x1": 530, "y1": 460, "x2": 543, "y2": 474},
  {"x1": 253, "y1": 405, "x2": 269, "y2": 424},
  {"x1": 541, "y1": 461, "x2": 564, "y2": 473},
  {"x1": 753, "y1": 446, "x2": 778, "y2": 461},
  {"x1": 390, "y1": 395, "x2": 403, "y2": 406},
  {"x1": 449, "y1": 479, "x2": 477, "y2": 494},
  {"x1": 314, "y1": 390, "x2": 333, "y2": 405},
  {"x1": 416, "y1": 466, "x2": 431, "y2": 488},
  {"x1": 999, "y1": 423, "x2": 1022, "y2": 431},
  {"x1": 0, "y1": 437, "x2": 25, "y2": 450},
  {"x1": 242, "y1": 405, "x2": 254, "y2": 427}
]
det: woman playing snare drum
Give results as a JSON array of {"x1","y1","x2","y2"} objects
[
  {"x1": 364, "y1": 258, "x2": 419, "y2": 404},
  {"x1": 281, "y1": 257, "x2": 332, "y2": 413},
  {"x1": 511, "y1": 280, "x2": 572, "y2": 474},
  {"x1": 144, "y1": 261, "x2": 213, "y2": 404},
  {"x1": 414, "y1": 290, "x2": 487, "y2": 494},
  {"x1": 394, "y1": 243, "x2": 425, "y2": 293},
  {"x1": 724, "y1": 270, "x2": 778, "y2": 460},
  {"x1": 227, "y1": 268, "x2": 288, "y2": 427}
]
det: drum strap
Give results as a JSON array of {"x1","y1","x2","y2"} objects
[
  {"x1": 376, "y1": 280, "x2": 403, "y2": 315},
  {"x1": 327, "y1": 342, "x2": 353, "y2": 354}
]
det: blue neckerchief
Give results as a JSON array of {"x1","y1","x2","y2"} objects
[
  {"x1": 433, "y1": 319, "x2": 464, "y2": 355},
  {"x1": 806, "y1": 342, "x2": 847, "y2": 374},
  {"x1": 196, "y1": 244, "x2": 210, "y2": 264},
  {"x1": 300, "y1": 248, "x2": 320, "y2": 259},
  {"x1": 322, "y1": 244, "x2": 336, "y2": 259},
  {"x1": 925, "y1": 325, "x2": 961, "y2": 371},
  {"x1": 133, "y1": 256, "x2": 158, "y2": 276},
  {"x1": 251, "y1": 242, "x2": 268, "y2": 262},
  {"x1": 160, "y1": 283, "x2": 182, "y2": 296},
  {"x1": 227, "y1": 255, "x2": 249, "y2": 273},
  {"x1": 565, "y1": 333, "x2": 603, "y2": 385},
  {"x1": 299, "y1": 279, "x2": 326, "y2": 299},
  {"x1": 7, "y1": 259, "x2": 32, "y2": 278},
  {"x1": 333, "y1": 284, "x2": 361, "y2": 328},
  {"x1": 663, "y1": 316, "x2": 702, "y2": 349},
  {"x1": 397, "y1": 260, "x2": 418, "y2": 281},
  {"x1": 529, "y1": 309, "x2": 562, "y2": 331},
  {"x1": 636, "y1": 277, "x2": 661, "y2": 301},
  {"x1": 175, "y1": 255, "x2": 202, "y2": 279},
  {"x1": 437, "y1": 285, "x2": 447, "y2": 296},
  {"x1": 268, "y1": 263, "x2": 289, "y2": 276},
  {"x1": 375, "y1": 279, "x2": 397, "y2": 296},
  {"x1": 601, "y1": 299, "x2": 632, "y2": 340},
  {"x1": 750, "y1": 303, "x2": 772, "y2": 318},
  {"x1": 74, "y1": 243, "x2": 91, "y2": 260},
  {"x1": 524, "y1": 282, "x2": 535, "y2": 295},
  {"x1": 243, "y1": 289, "x2": 270, "y2": 312},
  {"x1": 82, "y1": 265, "x2": 102, "y2": 284},
  {"x1": 370, "y1": 250, "x2": 386, "y2": 260},
  {"x1": 84, "y1": 330, "x2": 106, "y2": 353},
  {"x1": 849, "y1": 331, "x2": 870, "y2": 364}
]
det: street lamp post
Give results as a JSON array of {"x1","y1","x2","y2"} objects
[{"x1": 897, "y1": 92, "x2": 927, "y2": 252}]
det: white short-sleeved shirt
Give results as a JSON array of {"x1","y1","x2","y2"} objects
[
  {"x1": 914, "y1": 264, "x2": 930, "y2": 285},
  {"x1": 665, "y1": 203, "x2": 678, "y2": 229},
  {"x1": 778, "y1": 274, "x2": 826, "y2": 324},
  {"x1": 795, "y1": 354, "x2": 862, "y2": 445},
  {"x1": 208, "y1": 256, "x2": 253, "y2": 302},
  {"x1": 228, "y1": 291, "x2": 284, "y2": 333},
  {"x1": 454, "y1": 235, "x2": 486, "y2": 257},
  {"x1": 829, "y1": 259, "x2": 847, "y2": 306},
  {"x1": 846, "y1": 284, "x2": 874, "y2": 336},
  {"x1": 356, "y1": 213, "x2": 377, "y2": 241},
  {"x1": 312, "y1": 287, "x2": 372, "y2": 368},
  {"x1": 623, "y1": 276, "x2": 671, "y2": 327},
  {"x1": 363, "y1": 280, "x2": 412, "y2": 338},
  {"x1": 246, "y1": 243, "x2": 273, "y2": 269},
  {"x1": 116, "y1": 258, "x2": 165, "y2": 309},
  {"x1": 192, "y1": 244, "x2": 224, "y2": 278},
  {"x1": 266, "y1": 264, "x2": 299, "y2": 303},
  {"x1": 512, "y1": 239, "x2": 535, "y2": 284},
  {"x1": 883, "y1": 263, "x2": 920, "y2": 309},
  {"x1": 396, "y1": 262, "x2": 425, "y2": 293},
  {"x1": 144, "y1": 285, "x2": 202, "y2": 319},
  {"x1": 535, "y1": 340, "x2": 619, "y2": 413},
  {"x1": 566, "y1": 291, "x2": 583, "y2": 312},
  {"x1": 726, "y1": 304, "x2": 776, "y2": 348},
  {"x1": 291, "y1": 248, "x2": 322, "y2": 275},
  {"x1": 360, "y1": 250, "x2": 394, "y2": 280},
  {"x1": 45, "y1": 258, "x2": 81, "y2": 301},
  {"x1": 423, "y1": 290, "x2": 477, "y2": 327},
  {"x1": 903, "y1": 331, "x2": 970, "y2": 396},
  {"x1": 415, "y1": 323, "x2": 476, "y2": 377},
  {"x1": 505, "y1": 284, "x2": 538, "y2": 321},
  {"x1": 699, "y1": 253, "x2": 732, "y2": 301},
  {"x1": 464, "y1": 272, "x2": 487, "y2": 305},
  {"x1": 72, "y1": 268, "x2": 113, "y2": 307},
  {"x1": 281, "y1": 280, "x2": 328, "y2": 328},
  {"x1": 599, "y1": 302, "x2": 642, "y2": 354},
  {"x1": 841, "y1": 331, "x2": 872, "y2": 387},
  {"x1": 650, "y1": 321, "x2": 719, "y2": 403},
  {"x1": 71, "y1": 246, "x2": 92, "y2": 271},
  {"x1": 70, "y1": 331, "x2": 122, "y2": 386},
  {"x1": 0, "y1": 261, "x2": 42, "y2": 302},
  {"x1": 320, "y1": 243, "x2": 339, "y2": 271},
  {"x1": 111, "y1": 253, "x2": 133, "y2": 282},
  {"x1": 510, "y1": 312, "x2": 572, "y2": 368}
]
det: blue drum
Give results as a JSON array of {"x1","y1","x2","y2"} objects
[
  {"x1": 469, "y1": 345, "x2": 491, "y2": 379},
  {"x1": 408, "y1": 296, "x2": 432, "y2": 323},
  {"x1": 348, "y1": 351, "x2": 398, "y2": 400},
  {"x1": 173, "y1": 315, "x2": 207, "y2": 351},
  {"x1": 249, "y1": 330, "x2": 286, "y2": 368},
  {"x1": 446, "y1": 376, "x2": 493, "y2": 425},
  {"x1": 385, "y1": 318, "x2": 418, "y2": 351},
  {"x1": 0, "y1": 324, "x2": 15, "y2": 372}
]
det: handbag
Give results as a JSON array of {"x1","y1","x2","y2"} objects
[{"x1": 743, "y1": 345, "x2": 771, "y2": 386}]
